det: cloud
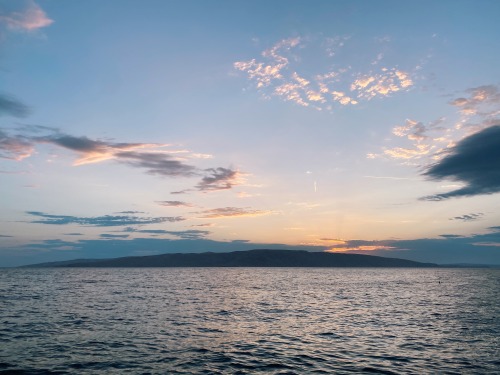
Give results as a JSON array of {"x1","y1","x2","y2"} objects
[
  {"x1": 63, "y1": 233, "x2": 83, "y2": 236},
  {"x1": 197, "y1": 207, "x2": 273, "y2": 219},
  {"x1": 156, "y1": 201, "x2": 194, "y2": 207},
  {"x1": 235, "y1": 35, "x2": 416, "y2": 110},
  {"x1": 449, "y1": 85, "x2": 500, "y2": 117},
  {"x1": 0, "y1": 129, "x2": 34, "y2": 160},
  {"x1": 439, "y1": 234, "x2": 464, "y2": 239},
  {"x1": 351, "y1": 69, "x2": 413, "y2": 100},
  {"x1": 0, "y1": 1, "x2": 53, "y2": 32},
  {"x1": 2, "y1": 127, "x2": 243, "y2": 192},
  {"x1": 421, "y1": 125, "x2": 500, "y2": 200},
  {"x1": 0, "y1": 234, "x2": 13, "y2": 238},
  {"x1": 5, "y1": 227, "x2": 500, "y2": 266},
  {"x1": 38, "y1": 134, "x2": 163, "y2": 166},
  {"x1": 116, "y1": 151, "x2": 197, "y2": 177},
  {"x1": 0, "y1": 94, "x2": 30, "y2": 117},
  {"x1": 450, "y1": 213, "x2": 484, "y2": 222},
  {"x1": 234, "y1": 37, "x2": 300, "y2": 88},
  {"x1": 196, "y1": 167, "x2": 241, "y2": 191},
  {"x1": 324, "y1": 229, "x2": 500, "y2": 264},
  {"x1": 371, "y1": 85, "x2": 500, "y2": 165},
  {"x1": 100, "y1": 234, "x2": 130, "y2": 239},
  {"x1": 26, "y1": 211, "x2": 185, "y2": 226},
  {"x1": 125, "y1": 228, "x2": 210, "y2": 240}
]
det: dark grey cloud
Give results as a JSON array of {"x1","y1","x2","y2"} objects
[
  {"x1": 421, "y1": 125, "x2": 500, "y2": 200},
  {"x1": 439, "y1": 234, "x2": 464, "y2": 239},
  {"x1": 450, "y1": 213, "x2": 484, "y2": 222},
  {"x1": 44, "y1": 135, "x2": 111, "y2": 152},
  {"x1": 0, "y1": 94, "x2": 30, "y2": 117},
  {"x1": 100, "y1": 234, "x2": 130, "y2": 239},
  {"x1": 170, "y1": 189, "x2": 190, "y2": 195},
  {"x1": 196, "y1": 167, "x2": 240, "y2": 191},
  {"x1": 63, "y1": 233, "x2": 83, "y2": 236},
  {"x1": 156, "y1": 201, "x2": 194, "y2": 207},
  {"x1": 124, "y1": 227, "x2": 210, "y2": 240},
  {"x1": 26, "y1": 211, "x2": 184, "y2": 226},
  {"x1": 0, "y1": 234, "x2": 13, "y2": 237},
  {"x1": 116, "y1": 151, "x2": 197, "y2": 177}
]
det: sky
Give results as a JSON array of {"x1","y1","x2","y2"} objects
[{"x1": 1, "y1": 0, "x2": 500, "y2": 266}]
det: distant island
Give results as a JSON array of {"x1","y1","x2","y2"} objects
[{"x1": 24, "y1": 249, "x2": 437, "y2": 268}]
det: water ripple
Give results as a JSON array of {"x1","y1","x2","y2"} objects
[{"x1": 0, "y1": 268, "x2": 499, "y2": 373}]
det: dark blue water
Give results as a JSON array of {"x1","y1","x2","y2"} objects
[{"x1": 1, "y1": 268, "x2": 499, "y2": 374}]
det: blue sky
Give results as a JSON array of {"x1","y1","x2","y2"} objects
[{"x1": 1, "y1": 0, "x2": 500, "y2": 266}]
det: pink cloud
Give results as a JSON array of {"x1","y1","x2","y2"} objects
[{"x1": 0, "y1": 1, "x2": 53, "y2": 32}]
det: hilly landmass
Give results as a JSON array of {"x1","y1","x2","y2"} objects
[{"x1": 24, "y1": 249, "x2": 437, "y2": 268}]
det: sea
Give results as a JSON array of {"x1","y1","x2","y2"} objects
[{"x1": 1, "y1": 268, "x2": 499, "y2": 374}]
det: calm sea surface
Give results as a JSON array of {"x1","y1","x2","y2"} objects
[{"x1": 1, "y1": 268, "x2": 499, "y2": 374}]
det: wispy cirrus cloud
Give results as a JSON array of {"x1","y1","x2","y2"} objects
[
  {"x1": 0, "y1": 0, "x2": 53, "y2": 32},
  {"x1": 26, "y1": 211, "x2": 185, "y2": 227},
  {"x1": 197, "y1": 207, "x2": 273, "y2": 219},
  {"x1": 234, "y1": 35, "x2": 416, "y2": 110}
]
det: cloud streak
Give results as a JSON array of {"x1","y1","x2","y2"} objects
[
  {"x1": 197, "y1": 207, "x2": 273, "y2": 219},
  {"x1": 26, "y1": 211, "x2": 185, "y2": 227},
  {"x1": 156, "y1": 201, "x2": 194, "y2": 207},
  {"x1": 124, "y1": 228, "x2": 210, "y2": 240}
]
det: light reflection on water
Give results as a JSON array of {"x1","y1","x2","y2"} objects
[{"x1": 1, "y1": 268, "x2": 499, "y2": 374}]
